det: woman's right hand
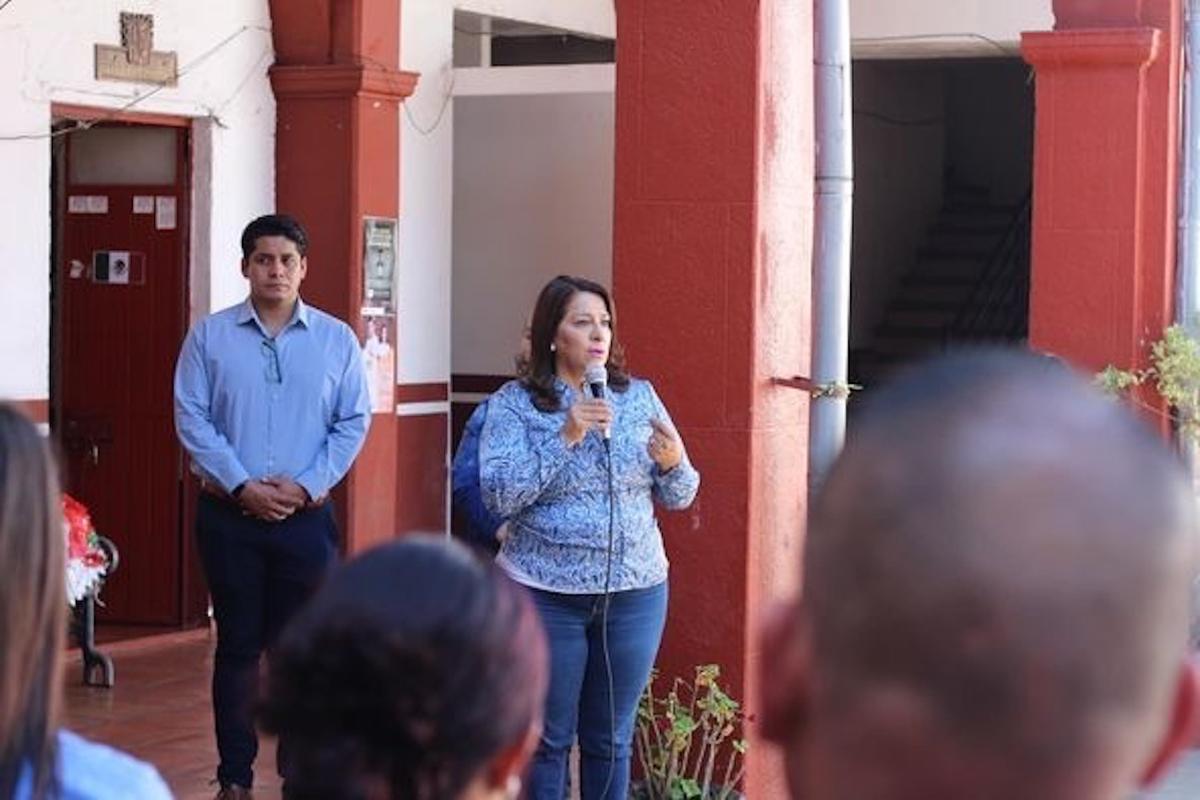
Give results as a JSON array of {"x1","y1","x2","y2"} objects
[{"x1": 562, "y1": 398, "x2": 613, "y2": 446}]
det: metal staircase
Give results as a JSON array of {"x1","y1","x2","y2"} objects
[{"x1": 849, "y1": 182, "x2": 1032, "y2": 391}]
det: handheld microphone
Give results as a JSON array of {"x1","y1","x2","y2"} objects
[{"x1": 584, "y1": 363, "x2": 611, "y2": 440}]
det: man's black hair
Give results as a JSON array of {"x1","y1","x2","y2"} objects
[{"x1": 240, "y1": 214, "x2": 309, "y2": 260}]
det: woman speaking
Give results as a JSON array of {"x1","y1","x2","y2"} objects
[{"x1": 480, "y1": 275, "x2": 700, "y2": 799}]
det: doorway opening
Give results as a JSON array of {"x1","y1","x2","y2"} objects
[{"x1": 848, "y1": 58, "x2": 1034, "y2": 392}]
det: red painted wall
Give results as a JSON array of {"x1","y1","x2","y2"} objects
[
  {"x1": 1024, "y1": 0, "x2": 1181, "y2": 426},
  {"x1": 613, "y1": 1, "x2": 812, "y2": 794},
  {"x1": 268, "y1": 1, "x2": 425, "y2": 551}
]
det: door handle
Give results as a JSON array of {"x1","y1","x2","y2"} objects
[{"x1": 90, "y1": 442, "x2": 100, "y2": 465}]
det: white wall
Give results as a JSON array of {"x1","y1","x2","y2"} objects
[
  {"x1": 452, "y1": 80, "x2": 614, "y2": 377},
  {"x1": 400, "y1": 0, "x2": 456, "y2": 387},
  {"x1": 456, "y1": 0, "x2": 614, "y2": 38},
  {"x1": 849, "y1": 61, "x2": 946, "y2": 348},
  {"x1": 852, "y1": 0, "x2": 1052, "y2": 58},
  {"x1": 0, "y1": 0, "x2": 275, "y2": 401}
]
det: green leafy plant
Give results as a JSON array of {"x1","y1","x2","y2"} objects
[
  {"x1": 1097, "y1": 324, "x2": 1200, "y2": 438},
  {"x1": 633, "y1": 664, "x2": 747, "y2": 800}
]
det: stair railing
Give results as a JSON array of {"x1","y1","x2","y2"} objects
[{"x1": 943, "y1": 189, "x2": 1033, "y2": 343}]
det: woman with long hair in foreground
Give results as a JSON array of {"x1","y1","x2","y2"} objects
[{"x1": 0, "y1": 404, "x2": 171, "y2": 799}]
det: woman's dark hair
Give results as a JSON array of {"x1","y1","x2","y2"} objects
[
  {"x1": 0, "y1": 405, "x2": 64, "y2": 799},
  {"x1": 261, "y1": 536, "x2": 549, "y2": 800},
  {"x1": 518, "y1": 275, "x2": 630, "y2": 411},
  {"x1": 240, "y1": 213, "x2": 309, "y2": 259}
]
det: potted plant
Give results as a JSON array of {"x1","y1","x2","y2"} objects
[
  {"x1": 1096, "y1": 323, "x2": 1200, "y2": 438},
  {"x1": 632, "y1": 664, "x2": 747, "y2": 800}
]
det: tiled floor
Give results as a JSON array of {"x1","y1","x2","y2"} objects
[{"x1": 63, "y1": 628, "x2": 282, "y2": 800}]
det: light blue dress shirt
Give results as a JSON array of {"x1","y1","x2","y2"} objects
[
  {"x1": 174, "y1": 297, "x2": 371, "y2": 500},
  {"x1": 480, "y1": 377, "x2": 700, "y2": 593},
  {"x1": 15, "y1": 730, "x2": 172, "y2": 799}
]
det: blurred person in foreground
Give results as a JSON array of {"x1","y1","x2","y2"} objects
[
  {"x1": 760, "y1": 348, "x2": 1200, "y2": 800},
  {"x1": 260, "y1": 535, "x2": 548, "y2": 800},
  {"x1": 0, "y1": 404, "x2": 171, "y2": 799}
]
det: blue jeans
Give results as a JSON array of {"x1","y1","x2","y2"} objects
[
  {"x1": 195, "y1": 494, "x2": 338, "y2": 789},
  {"x1": 528, "y1": 582, "x2": 668, "y2": 800}
]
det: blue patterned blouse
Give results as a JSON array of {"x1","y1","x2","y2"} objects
[{"x1": 480, "y1": 376, "x2": 700, "y2": 594}]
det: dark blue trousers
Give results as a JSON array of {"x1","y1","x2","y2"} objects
[
  {"x1": 527, "y1": 582, "x2": 668, "y2": 800},
  {"x1": 195, "y1": 494, "x2": 337, "y2": 789}
]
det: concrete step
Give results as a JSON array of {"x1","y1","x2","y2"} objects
[
  {"x1": 891, "y1": 283, "x2": 974, "y2": 306},
  {"x1": 926, "y1": 229, "x2": 1006, "y2": 253},
  {"x1": 890, "y1": 295, "x2": 964, "y2": 313},
  {"x1": 940, "y1": 205, "x2": 1017, "y2": 227},
  {"x1": 872, "y1": 334, "x2": 943, "y2": 360},
  {"x1": 882, "y1": 307, "x2": 956, "y2": 332},
  {"x1": 917, "y1": 243, "x2": 994, "y2": 261},
  {"x1": 909, "y1": 257, "x2": 986, "y2": 281},
  {"x1": 944, "y1": 183, "x2": 990, "y2": 204},
  {"x1": 931, "y1": 218, "x2": 1010, "y2": 237}
]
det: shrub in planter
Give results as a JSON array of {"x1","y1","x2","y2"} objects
[{"x1": 632, "y1": 664, "x2": 746, "y2": 800}]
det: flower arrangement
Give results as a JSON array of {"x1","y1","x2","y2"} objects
[{"x1": 63, "y1": 494, "x2": 109, "y2": 606}]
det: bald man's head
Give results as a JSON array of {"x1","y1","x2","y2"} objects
[{"x1": 765, "y1": 349, "x2": 1200, "y2": 799}]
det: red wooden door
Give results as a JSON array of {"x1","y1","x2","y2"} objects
[{"x1": 57, "y1": 123, "x2": 189, "y2": 625}]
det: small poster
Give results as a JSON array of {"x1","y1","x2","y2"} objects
[
  {"x1": 107, "y1": 251, "x2": 130, "y2": 284},
  {"x1": 68, "y1": 195, "x2": 108, "y2": 214},
  {"x1": 91, "y1": 251, "x2": 143, "y2": 285},
  {"x1": 362, "y1": 217, "x2": 396, "y2": 313},
  {"x1": 155, "y1": 196, "x2": 177, "y2": 230},
  {"x1": 361, "y1": 312, "x2": 395, "y2": 414},
  {"x1": 133, "y1": 196, "x2": 154, "y2": 214}
]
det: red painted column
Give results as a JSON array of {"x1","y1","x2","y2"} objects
[
  {"x1": 267, "y1": 1, "x2": 419, "y2": 552},
  {"x1": 1022, "y1": 0, "x2": 1182, "y2": 421},
  {"x1": 613, "y1": 2, "x2": 812, "y2": 794}
]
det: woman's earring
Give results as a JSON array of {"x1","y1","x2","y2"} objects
[
  {"x1": 550, "y1": 343, "x2": 557, "y2": 352},
  {"x1": 504, "y1": 775, "x2": 521, "y2": 799}
]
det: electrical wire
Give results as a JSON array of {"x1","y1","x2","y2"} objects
[
  {"x1": 0, "y1": 0, "x2": 17, "y2": 12},
  {"x1": 852, "y1": 32, "x2": 1015, "y2": 56},
  {"x1": 403, "y1": 69, "x2": 455, "y2": 137},
  {"x1": 0, "y1": 24, "x2": 271, "y2": 141}
]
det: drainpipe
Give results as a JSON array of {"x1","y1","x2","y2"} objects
[
  {"x1": 1179, "y1": 0, "x2": 1200, "y2": 479},
  {"x1": 1180, "y1": 1, "x2": 1200, "y2": 646},
  {"x1": 809, "y1": 0, "x2": 854, "y2": 492}
]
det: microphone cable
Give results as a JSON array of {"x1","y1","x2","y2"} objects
[{"x1": 598, "y1": 424, "x2": 617, "y2": 799}]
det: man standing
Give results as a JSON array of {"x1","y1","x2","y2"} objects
[{"x1": 174, "y1": 214, "x2": 371, "y2": 799}]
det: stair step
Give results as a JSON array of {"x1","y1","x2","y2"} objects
[
  {"x1": 917, "y1": 244, "x2": 994, "y2": 260},
  {"x1": 910, "y1": 257, "x2": 987, "y2": 280},
  {"x1": 873, "y1": 336, "x2": 943, "y2": 360},
  {"x1": 890, "y1": 296, "x2": 963, "y2": 313},
  {"x1": 944, "y1": 183, "x2": 991, "y2": 202},
  {"x1": 875, "y1": 321, "x2": 947, "y2": 339},
  {"x1": 882, "y1": 308, "x2": 956, "y2": 331},
  {"x1": 892, "y1": 283, "x2": 974, "y2": 306},
  {"x1": 926, "y1": 230, "x2": 1006, "y2": 253},
  {"x1": 941, "y1": 202, "x2": 1018, "y2": 222},
  {"x1": 932, "y1": 219, "x2": 1010, "y2": 236}
]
